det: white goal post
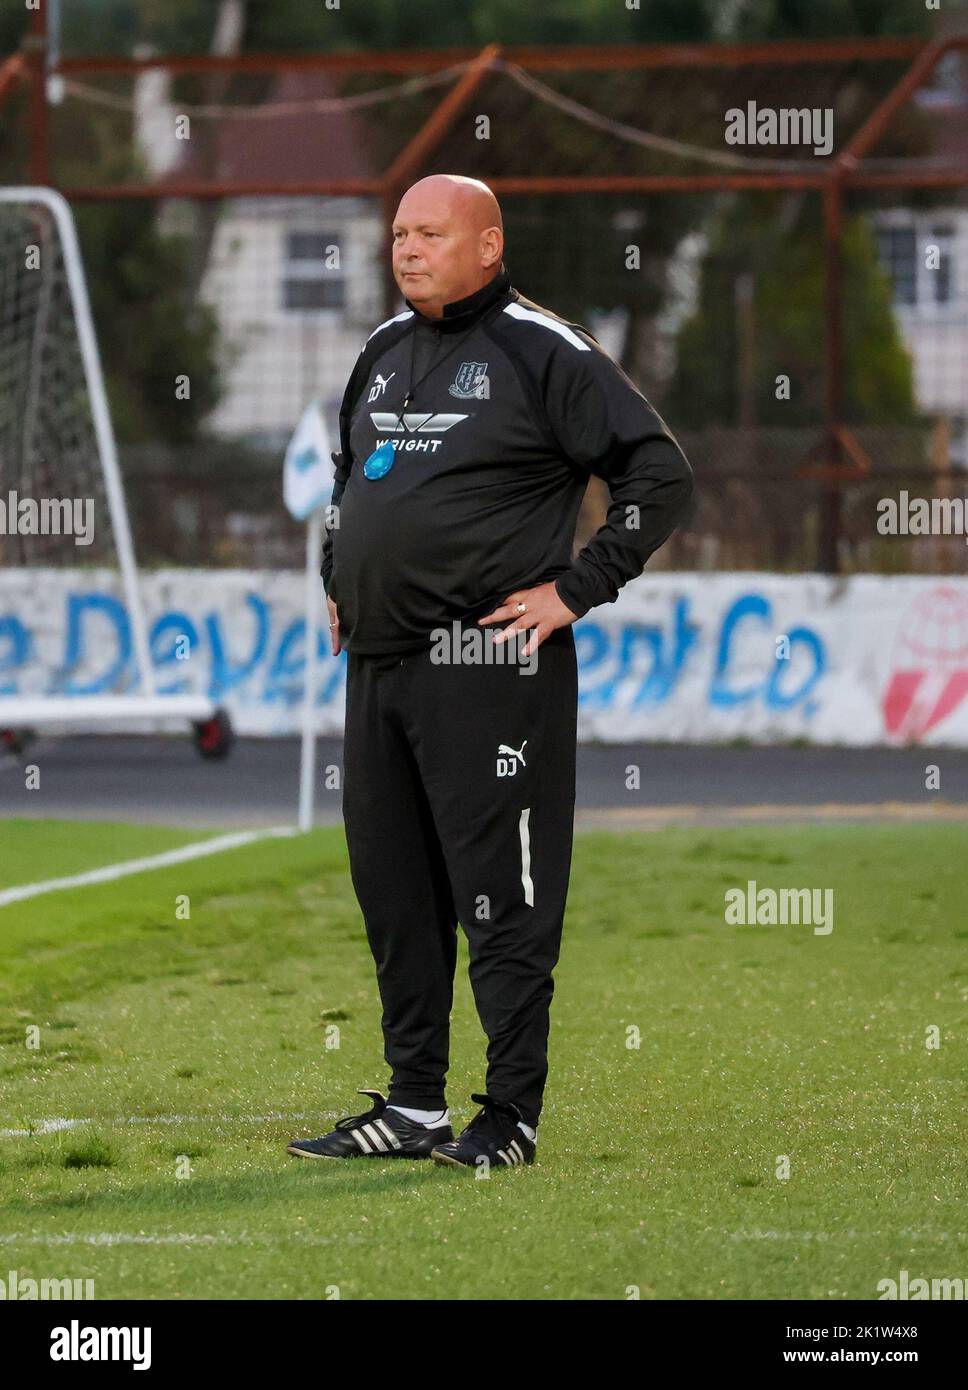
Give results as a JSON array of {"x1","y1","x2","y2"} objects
[{"x1": 0, "y1": 187, "x2": 224, "y2": 739}]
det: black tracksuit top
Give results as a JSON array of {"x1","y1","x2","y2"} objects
[{"x1": 321, "y1": 266, "x2": 694, "y2": 655}]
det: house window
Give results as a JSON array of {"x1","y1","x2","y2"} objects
[
  {"x1": 875, "y1": 221, "x2": 958, "y2": 311},
  {"x1": 929, "y1": 224, "x2": 954, "y2": 305},
  {"x1": 876, "y1": 226, "x2": 917, "y2": 306},
  {"x1": 282, "y1": 232, "x2": 344, "y2": 311}
]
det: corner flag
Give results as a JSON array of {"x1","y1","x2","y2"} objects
[{"x1": 283, "y1": 400, "x2": 333, "y2": 521}]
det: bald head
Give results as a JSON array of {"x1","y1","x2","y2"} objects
[{"x1": 392, "y1": 174, "x2": 505, "y2": 319}]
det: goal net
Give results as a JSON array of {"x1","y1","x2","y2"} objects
[{"x1": 0, "y1": 187, "x2": 216, "y2": 728}]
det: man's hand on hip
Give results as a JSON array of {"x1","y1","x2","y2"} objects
[{"x1": 476, "y1": 581, "x2": 580, "y2": 657}]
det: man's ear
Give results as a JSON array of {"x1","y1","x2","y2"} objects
[{"x1": 481, "y1": 227, "x2": 503, "y2": 265}]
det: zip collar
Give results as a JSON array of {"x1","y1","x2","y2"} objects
[{"x1": 405, "y1": 266, "x2": 513, "y2": 333}]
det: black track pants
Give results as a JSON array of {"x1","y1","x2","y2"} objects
[{"x1": 341, "y1": 622, "x2": 578, "y2": 1129}]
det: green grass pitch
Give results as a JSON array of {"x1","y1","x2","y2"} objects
[{"x1": 0, "y1": 818, "x2": 965, "y2": 1300}]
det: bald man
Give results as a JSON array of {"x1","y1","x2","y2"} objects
[{"x1": 287, "y1": 174, "x2": 693, "y2": 1170}]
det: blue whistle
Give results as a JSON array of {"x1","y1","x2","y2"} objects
[{"x1": 363, "y1": 441, "x2": 396, "y2": 480}]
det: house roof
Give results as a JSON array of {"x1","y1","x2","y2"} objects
[{"x1": 160, "y1": 71, "x2": 376, "y2": 186}]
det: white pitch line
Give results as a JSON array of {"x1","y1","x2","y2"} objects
[
  {"x1": 0, "y1": 825, "x2": 301, "y2": 909},
  {"x1": 0, "y1": 1232, "x2": 258, "y2": 1247},
  {"x1": 728, "y1": 1228, "x2": 967, "y2": 1243},
  {"x1": 0, "y1": 1112, "x2": 324, "y2": 1138},
  {"x1": 0, "y1": 1118, "x2": 81, "y2": 1137},
  {"x1": 0, "y1": 1232, "x2": 352, "y2": 1248}
]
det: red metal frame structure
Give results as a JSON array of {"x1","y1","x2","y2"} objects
[{"x1": 3, "y1": 21, "x2": 967, "y2": 571}]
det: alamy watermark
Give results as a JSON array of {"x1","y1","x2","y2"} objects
[
  {"x1": 429, "y1": 621, "x2": 538, "y2": 675},
  {"x1": 877, "y1": 491, "x2": 968, "y2": 544},
  {"x1": 878, "y1": 1269, "x2": 966, "y2": 1300},
  {"x1": 50, "y1": 1320, "x2": 151, "y2": 1369},
  {"x1": 0, "y1": 491, "x2": 94, "y2": 546},
  {"x1": 724, "y1": 101, "x2": 833, "y2": 157},
  {"x1": 0, "y1": 1267, "x2": 95, "y2": 1299},
  {"x1": 724, "y1": 880, "x2": 833, "y2": 935}
]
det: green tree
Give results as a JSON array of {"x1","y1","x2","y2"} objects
[
  {"x1": 75, "y1": 197, "x2": 221, "y2": 444},
  {"x1": 734, "y1": 0, "x2": 932, "y2": 40},
  {"x1": 665, "y1": 196, "x2": 918, "y2": 426}
]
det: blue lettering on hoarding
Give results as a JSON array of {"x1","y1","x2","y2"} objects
[
  {"x1": 261, "y1": 621, "x2": 348, "y2": 706},
  {"x1": 263, "y1": 618, "x2": 307, "y2": 706},
  {"x1": 62, "y1": 593, "x2": 131, "y2": 694},
  {"x1": 766, "y1": 625, "x2": 825, "y2": 709},
  {"x1": 578, "y1": 591, "x2": 825, "y2": 716},
  {"x1": 710, "y1": 593, "x2": 771, "y2": 707},
  {"x1": 0, "y1": 584, "x2": 826, "y2": 719},
  {"x1": 151, "y1": 612, "x2": 200, "y2": 694},
  {"x1": 709, "y1": 595, "x2": 825, "y2": 711},
  {"x1": 0, "y1": 616, "x2": 31, "y2": 695},
  {"x1": 205, "y1": 594, "x2": 270, "y2": 698},
  {"x1": 575, "y1": 597, "x2": 700, "y2": 708}
]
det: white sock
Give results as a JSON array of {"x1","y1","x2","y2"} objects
[
  {"x1": 387, "y1": 1104, "x2": 450, "y2": 1128},
  {"x1": 517, "y1": 1120, "x2": 537, "y2": 1143}
]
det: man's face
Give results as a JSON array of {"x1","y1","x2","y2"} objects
[{"x1": 391, "y1": 186, "x2": 499, "y2": 317}]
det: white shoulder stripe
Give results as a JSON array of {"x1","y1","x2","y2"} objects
[
  {"x1": 503, "y1": 302, "x2": 590, "y2": 351},
  {"x1": 366, "y1": 309, "x2": 414, "y2": 342}
]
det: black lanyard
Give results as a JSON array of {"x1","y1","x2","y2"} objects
[{"x1": 396, "y1": 309, "x2": 497, "y2": 416}]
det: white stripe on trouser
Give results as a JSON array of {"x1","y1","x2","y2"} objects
[{"x1": 518, "y1": 807, "x2": 534, "y2": 907}]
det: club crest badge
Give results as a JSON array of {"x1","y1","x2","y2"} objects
[{"x1": 448, "y1": 361, "x2": 490, "y2": 400}]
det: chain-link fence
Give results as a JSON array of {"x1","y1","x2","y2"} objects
[{"x1": 2, "y1": 34, "x2": 966, "y2": 574}]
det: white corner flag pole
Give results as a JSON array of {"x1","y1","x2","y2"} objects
[
  {"x1": 284, "y1": 398, "x2": 333, "y2": 833},
  {"x1": 298, "y1": 504, "x2": 324, "y2": 833}
]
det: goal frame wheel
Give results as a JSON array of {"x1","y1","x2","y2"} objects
[
  {"x1": 0, "y1": 728, "x2": 33, "y2": 757},
  {"x1": 191, "y1": 708, "x2": 234, "y2": 760}
]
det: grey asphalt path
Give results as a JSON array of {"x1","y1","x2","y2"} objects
[{"x1": 0, "y1": 736, "x2": 965, "y2": 831}]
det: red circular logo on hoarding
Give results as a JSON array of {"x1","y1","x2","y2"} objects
[{"x1": 883, "y1": 585, "x2": 968, "y2": 742}]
